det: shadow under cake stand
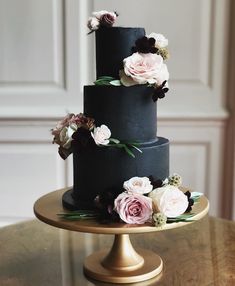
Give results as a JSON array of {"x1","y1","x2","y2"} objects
[{"x1": 34, "y1": 188, "x2": 209, "y2": 284}]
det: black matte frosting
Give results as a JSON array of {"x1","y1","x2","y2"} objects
[
  {"x1": 96, "y1": 27, "x2": 145, "y2": 78},
  {"x1": 84, "y1": 85, "x2": 156, "y2": 141},
  {"x1": 63, "y1": 138, "x2": 169, "y2": 210}
]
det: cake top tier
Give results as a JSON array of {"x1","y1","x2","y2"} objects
[
  {"x1": 96, "y1": 27, "x2": 145, "y2": 79},
  {"x1": 87, "y1": 10, "x2": 170, "y2": 102}
]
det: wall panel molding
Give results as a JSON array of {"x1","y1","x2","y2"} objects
[
  {"x1": 0, "y1": 0, "x2": 65, "y2": 90},
  {"x1": 0, "y1": 0, "x2": 82, "y2": 110}
]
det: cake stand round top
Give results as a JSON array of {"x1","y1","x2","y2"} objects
[{"x1": 34, "y1": 188, "x2": 209, "y2": 235}]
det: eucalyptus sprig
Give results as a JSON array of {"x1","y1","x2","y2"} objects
[
  {"x1": 57, "y1": 210, "x2": 98, "y2": 221},
  {"x1": 94, "y1": 76, "x2": 121, "y2": 86},
  {"x1": 166, "y1": 213, "x2": 195, "y2": 223},
  {"x1": 108, "y1": 138, "x2": 142, "y2": 158}
]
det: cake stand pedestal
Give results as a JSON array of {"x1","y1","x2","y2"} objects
[{"x1": 34, "y1": 188, "x2": 209, "y2": 284}]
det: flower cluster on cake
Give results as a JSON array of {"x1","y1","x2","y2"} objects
[
  {"x1": 89, "y1": 10, "x2": 170, "y2": 102},
  {"x1": 52, "y1": 10, "x2": 201, "y2": 227}
]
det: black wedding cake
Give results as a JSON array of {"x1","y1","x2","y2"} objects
[{"x1": 62, "y1": 25, "x2": 169, "y2": 210}]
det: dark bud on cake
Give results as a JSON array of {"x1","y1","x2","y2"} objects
[
  {"x1": 72, "y1": 128, "x2": 96, "y2": 152},
  {"x1": 152, "y1": 80, "x2": 169, "y2": 102},
  {"x1": 94, "y1": 190, "x2": 120, "y2": 222},
  {"x1": 184, "y1": 191, "x2": 195, "y2": 212},
  {"x1": 149, "y1": 175, "x2": 164, "y2": 189},
  {"x1": 132, "y1": 36, "x2": 158, "y2": 54}
]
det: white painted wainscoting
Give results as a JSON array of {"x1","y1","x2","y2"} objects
[{"x1": 0, "y1": 0, "x2": 232, "y2": 227}]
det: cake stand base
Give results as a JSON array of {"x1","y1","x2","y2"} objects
[{"x1": 83, "y1": 234, "x2": 163, "y2": 284}]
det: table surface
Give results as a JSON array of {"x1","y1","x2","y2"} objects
[{"x1": 0, "y1": 216, "x2": 235, "y2": 286}]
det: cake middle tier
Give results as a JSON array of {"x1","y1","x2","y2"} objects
[
  {"x1": 84, "y1": 85, "x2": 156, "y2": 142},
  {"x1": 70, "y1": 137, "x2": 169, "y2": 208}
]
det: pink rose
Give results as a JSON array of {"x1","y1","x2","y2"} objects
[
  {"x1": 149, "y1": 185, "x2": 188, "y2": 218},
  {"x1": 121, "y1": 52, "x2": 169, "y2": 87},
  {"x1": 123, "y1": 177, "x2": 153, "y2": 194},
  {"x1": 114, "y1": 192, "x2": 153, "y2": 224}
]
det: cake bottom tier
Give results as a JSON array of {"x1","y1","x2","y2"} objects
[{"x1": 62, "y1": 137, "x2": 169, "y2": 210}]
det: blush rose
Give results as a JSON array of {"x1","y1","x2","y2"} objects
[
  {"x1": 149, "y1": 185, "x2": 188, "y2": 218},
  {"x1": 121, "y1": 52, "x2": 169, "y2": 87},
  {"x1": 114, "y1": 192, "x2": 153, "y2": 224},
  {"x1": 123, "y1": 177, "x2": 153, "y2": 194}
]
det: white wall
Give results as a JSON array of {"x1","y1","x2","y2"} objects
[{"x1": 0, "y1": 0, "x2": 230, "y2": 226}]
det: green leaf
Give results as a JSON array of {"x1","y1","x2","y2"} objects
[
  {"x1": 167, "y1": 213, "x2": 195, "y2": 223},
  {"x1": 94, "y1": 80, "x2": 111, "y2": 86},
  {"x1": 57, "y1": 210, "x2": 99, "y2": 221},
  {"x1": 192, "y1": 196, "x2": 201, "y2": 203},
  {"x1": 108, "y1": 143, "x2": 125, "y2": 148},
  {"x1": 130, "y1": 145, "x2": 142, "y2": 153},
  {"x1": 110, "y1": 80, "x2": 121, "y2": 86},
  {"x1": 109, "y1": 138, "x2": 120, "y2": 144},
  {"x1": 124, "y1": 145, "x2": 135, "y2": 158}
]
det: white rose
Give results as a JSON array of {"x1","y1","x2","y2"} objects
[
  {"x1": 59, "y1": 124, "x2": 77, "y2": 149},
  {"x1": 122, "y1": 52, "x2": 169, "y2": 86},
  {"x1": 148, "y1": 33, "x2": 168, "y2": 48},
  {"x1": 92, "y1": 10, "x2": 109, "y2": 19},
  {"x1": 123, "y1": 177, "x2": 153, "y2": 195},
  {"x1": 149, "y1": 185, "x2": 188, "y2": 218},
  {"x1": 87, "y1": 17, "x2": 100, "y2": 31},
  {"x1": 92, "y1": 10, "x2": 117, "y2": 20},
  {"x1": 91, "y1": 125, "x2": 111, "y2": 146}
]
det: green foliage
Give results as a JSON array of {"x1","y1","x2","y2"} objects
[{"x1": 94, "y1": 76, "x2": 121, "y2": 86}]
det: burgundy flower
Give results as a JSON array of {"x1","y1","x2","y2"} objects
[
  {"x1": 152, "y1": 80, "x2": 169, "y2": 102},
  {"x1": 184, "y1": 191, "x2": 195, "y2": 212},
  {"x1": 94, "y1": 190, "x2": 120, "y2": 222},
  {"x1": 70, "y1": 113, "x2": 95, "y2": 130},
  {"x1": 72, "y1": 128, "x2": 96, "y2": 152},
  {"x1": 148, "y1": 175, "x2": 164, "y2": 189},
  {"x1": 100, "y1": 12, "x2": 117, "y2": 27},
  {"x1": 132, "y1": 36, "x2": 158, "y2": 54}
]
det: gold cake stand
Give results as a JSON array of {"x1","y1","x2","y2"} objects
[{"x1": 34, "y1": 188, "x2": 209, "y2": 284}]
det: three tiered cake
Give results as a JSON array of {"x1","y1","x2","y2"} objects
[{"x1": 52, "y1": 11, "x2": 194, "y2": 226}]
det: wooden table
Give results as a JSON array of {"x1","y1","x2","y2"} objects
[{"x1": 0, "y1": 216, "x2": 235, "y2": 285}]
